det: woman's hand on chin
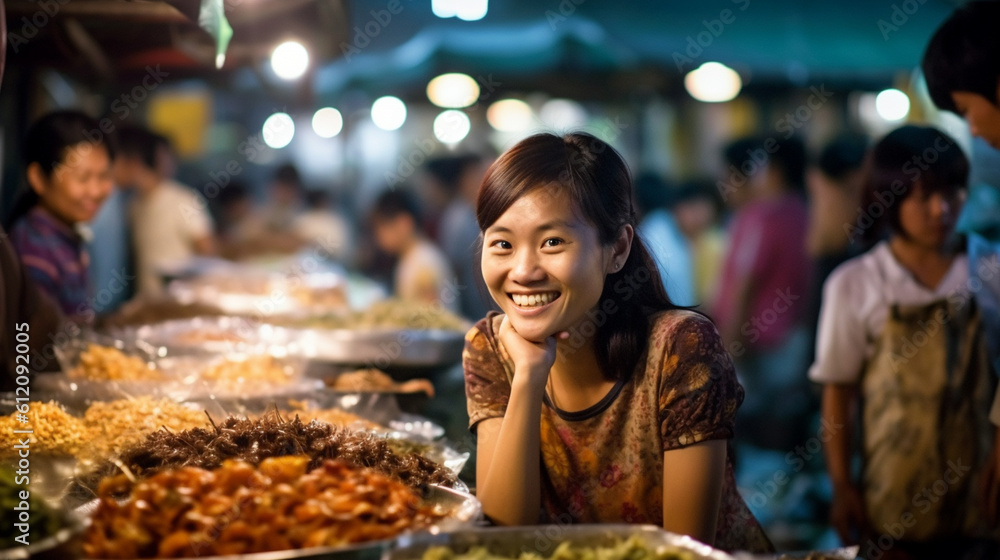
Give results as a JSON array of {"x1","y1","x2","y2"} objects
[{"x1": 498, "y1": 315, "x2": 567, "y2": 387}]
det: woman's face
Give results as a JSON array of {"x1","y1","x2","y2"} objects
[
  {"x1": 30, "y1": 143, "x2": 113, "y2": 225},
  {"x1": 482, "y1": 186, "x2": 624, "y2": 343},
  {"x1": 897, "y1": 182, "x2": 964, "y2": 250}
]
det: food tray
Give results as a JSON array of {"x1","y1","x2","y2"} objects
[
  {"x1": 735, "y1": 548, "x2": 859, "y2": 560},
  {"x1": 129, "y1": 317, "x2": 304, "y2": 356},
  {"x1": 386, "y1": 524, "x2": 734, "y2": 560},
  {"x1": 294, "y1": 328, "x2": 465, "y2": 367},
  {"x1": 167, "y1": 268, "x2": 360, "y2": 317},
  {"x1": 76, "y1": 485, "x2": 481, "y2": 560},
  {"x1": 44, "y1": 334, "x2": 319, "y2": 406},
  {"x1": 179, "y1": 392, "x2": 468, "y2": 478}
]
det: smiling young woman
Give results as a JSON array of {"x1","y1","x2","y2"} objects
[{"x1": 463, "y1": 132, "x2": 773, "y2": 554}]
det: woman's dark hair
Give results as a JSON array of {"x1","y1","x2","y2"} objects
[
  {"x1": 3, "y1": 110, "x2": 114, "y2": 230},
  {"x1": 856, "y1": 125, "x2": 968, "y2": 246},
  {"x1": 922, "y1": 1, "x2": 1000, "y2": 113},
  {"x1": 476, "y1": 132, "x2": 680, "y2": 382}
]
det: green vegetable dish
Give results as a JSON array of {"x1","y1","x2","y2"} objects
[
  {"x1": 0, "y1": 469, "x2": 62, "y2": 550},
  {"x1": 422, "y1": 536, "x2": 699, "y2": 560}
]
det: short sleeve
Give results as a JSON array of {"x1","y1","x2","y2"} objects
[
  {"x1": 463, "y1": 314, "x2": 513, "y2": 431},
  {"x1": 656, "y1": 312, "x2": 743, "y2": 450},
  {"x1": 808, "y1": 265, "x2": 867, "y2": 384}
]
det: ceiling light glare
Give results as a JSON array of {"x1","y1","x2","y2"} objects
[
  {"x1": 427, "y1": 73, "x2": 481, "y2": 108},
  {"x1": 312, "y1": 107, "x2": 344, "y2": 138},
  {"x1": 487, "y1": 99, "x2": 533, "y2": 132},
  {"x1": 684, "y1": 62, "x2": 742, "y2": 103},
  {"x1": 263, "y1": 112, "x2": 295, "y2": 149},
  {"x1": 371, "y1": 96, "x2": 407, "y2": 131},
  {"x1": 434, "y1": 110, "x2": 471, "y2": 144},
  {"x1": 875, "y1": 88, "x2": 910, "y2": 121},
  {"x1": 271, "y1": 41, "x2": 309, "y2": 81}
]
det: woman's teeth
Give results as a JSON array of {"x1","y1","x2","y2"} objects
[{"x1": 511, "y1": 292, "x2": 558, "y2": 307}]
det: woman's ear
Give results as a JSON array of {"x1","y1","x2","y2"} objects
[
  {"x1": 607, "y1": 224, "x2": 634, "y2": 273},
  {"x1": 26, "y1": 162, "x2": 48, "y2": 196}
]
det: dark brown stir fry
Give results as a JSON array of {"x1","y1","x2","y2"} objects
[{"x1": 78, "y1": 411, "x2": 456, "y2": 497}]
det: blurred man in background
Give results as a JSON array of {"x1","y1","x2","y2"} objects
[{"x1": 114, "y1": 126, "x2": 216, "y2": 297}]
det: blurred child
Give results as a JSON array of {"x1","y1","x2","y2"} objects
[{"x1": 812, "y1": 126, "x2": 998, "y2": 559}]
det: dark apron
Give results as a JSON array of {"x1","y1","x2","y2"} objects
[{"x1": 860, "y1": 298, "x2": 998, "y2": 541}]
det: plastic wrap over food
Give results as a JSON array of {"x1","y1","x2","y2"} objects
[{"x1": 43, "y1": 332, "x2": 318, "y2": 405}]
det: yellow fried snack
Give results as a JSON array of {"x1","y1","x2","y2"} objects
[
  {"x1": 199, "y1": 355, "x2": 292, "y2": 385},
  {"x1": 81, "y1": 397, "x2": 208, "y2": 461},
  {"x1": 69, "y1": 344, "x2": 162, "y2": 381},
  {"x1": 0, "y1": 401, "x2": 87, "y2": 458}
]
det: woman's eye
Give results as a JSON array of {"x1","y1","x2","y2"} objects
[
  {"x1": 543, "y1": 238, "x2": 564, "y2": 248},
  {"x1": 491, "y1": 240, "x2": 512, "y2": 250}
]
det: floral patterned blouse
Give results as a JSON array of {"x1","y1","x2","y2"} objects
[{"x1": 464, "y1": 309, "x2": 773, "y2": 554}]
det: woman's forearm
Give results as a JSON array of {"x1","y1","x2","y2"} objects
[{"x1": 477, "y1": 375, "x2": 546, "y2": 525}]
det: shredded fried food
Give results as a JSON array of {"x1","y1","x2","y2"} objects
[
  {"x1": 78, "y1": 412, "x2": 457, "y2": 495},
  {"x1": 83, "y1": 457, "x2": 446, "y2": 558},
  {"x1": 0, "y1": 401, "x2": 87, "y2": 457},
  {"x1": 81, "y1": 397, "x2": 208, "y2": 461}
]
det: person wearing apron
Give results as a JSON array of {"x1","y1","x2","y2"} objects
[{"x1": 810, "y1": 126, "x2": 1000, "y2": 560}]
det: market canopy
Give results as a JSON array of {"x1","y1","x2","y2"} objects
[
  {"x1": 4, "y1": 0, "x2": 961, "y2": 90},
  {"x1": 315, "y1": 0, "x2": 961, "y2": 97}
]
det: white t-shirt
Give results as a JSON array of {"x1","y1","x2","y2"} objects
[
  {"x1": 130, "y1": 180, "x2": 213, "y2": 296},
  {"x1": 395, "y1": 239, "x2": 459, "y2": 313},
  {"x1": 809, "y1": 241, "x2": 1000, "y2": 423},
  {"x1": 293, "y1": 210, "x2": 353, "y2": 263}
]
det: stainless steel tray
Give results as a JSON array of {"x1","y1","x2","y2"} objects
[
  {"x1": 734, "y1": 548, "x2": 859, "y2": 560},
  {"x1": 386, "y1": 524, "x2": 734, "y2": 560},
  {"x1": 77, "y1": 484, "x2": 481, "y2": 560},
  {"x1": 294, "y1": 328, "x2": 465, "y2": 367},
  {"x1": 0, "y1": 510, "x2": 87, "y2": 560},
  {"x1": 130, "y1": 317, "x2": 303, "y2": 356}
]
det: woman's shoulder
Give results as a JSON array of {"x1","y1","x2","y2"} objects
[
  {"x1": 648, "y1": 308, "x2": 717, "y2": 337},
  {"x1": 465, "y1": 312, "x2": 504, "y2": 349},
  {"x1": 9, "y1": 210, "x2": 53, "y2": 249},
  {"x1": 645, "y1": 309, "x2": 726, "y2": 359}
]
